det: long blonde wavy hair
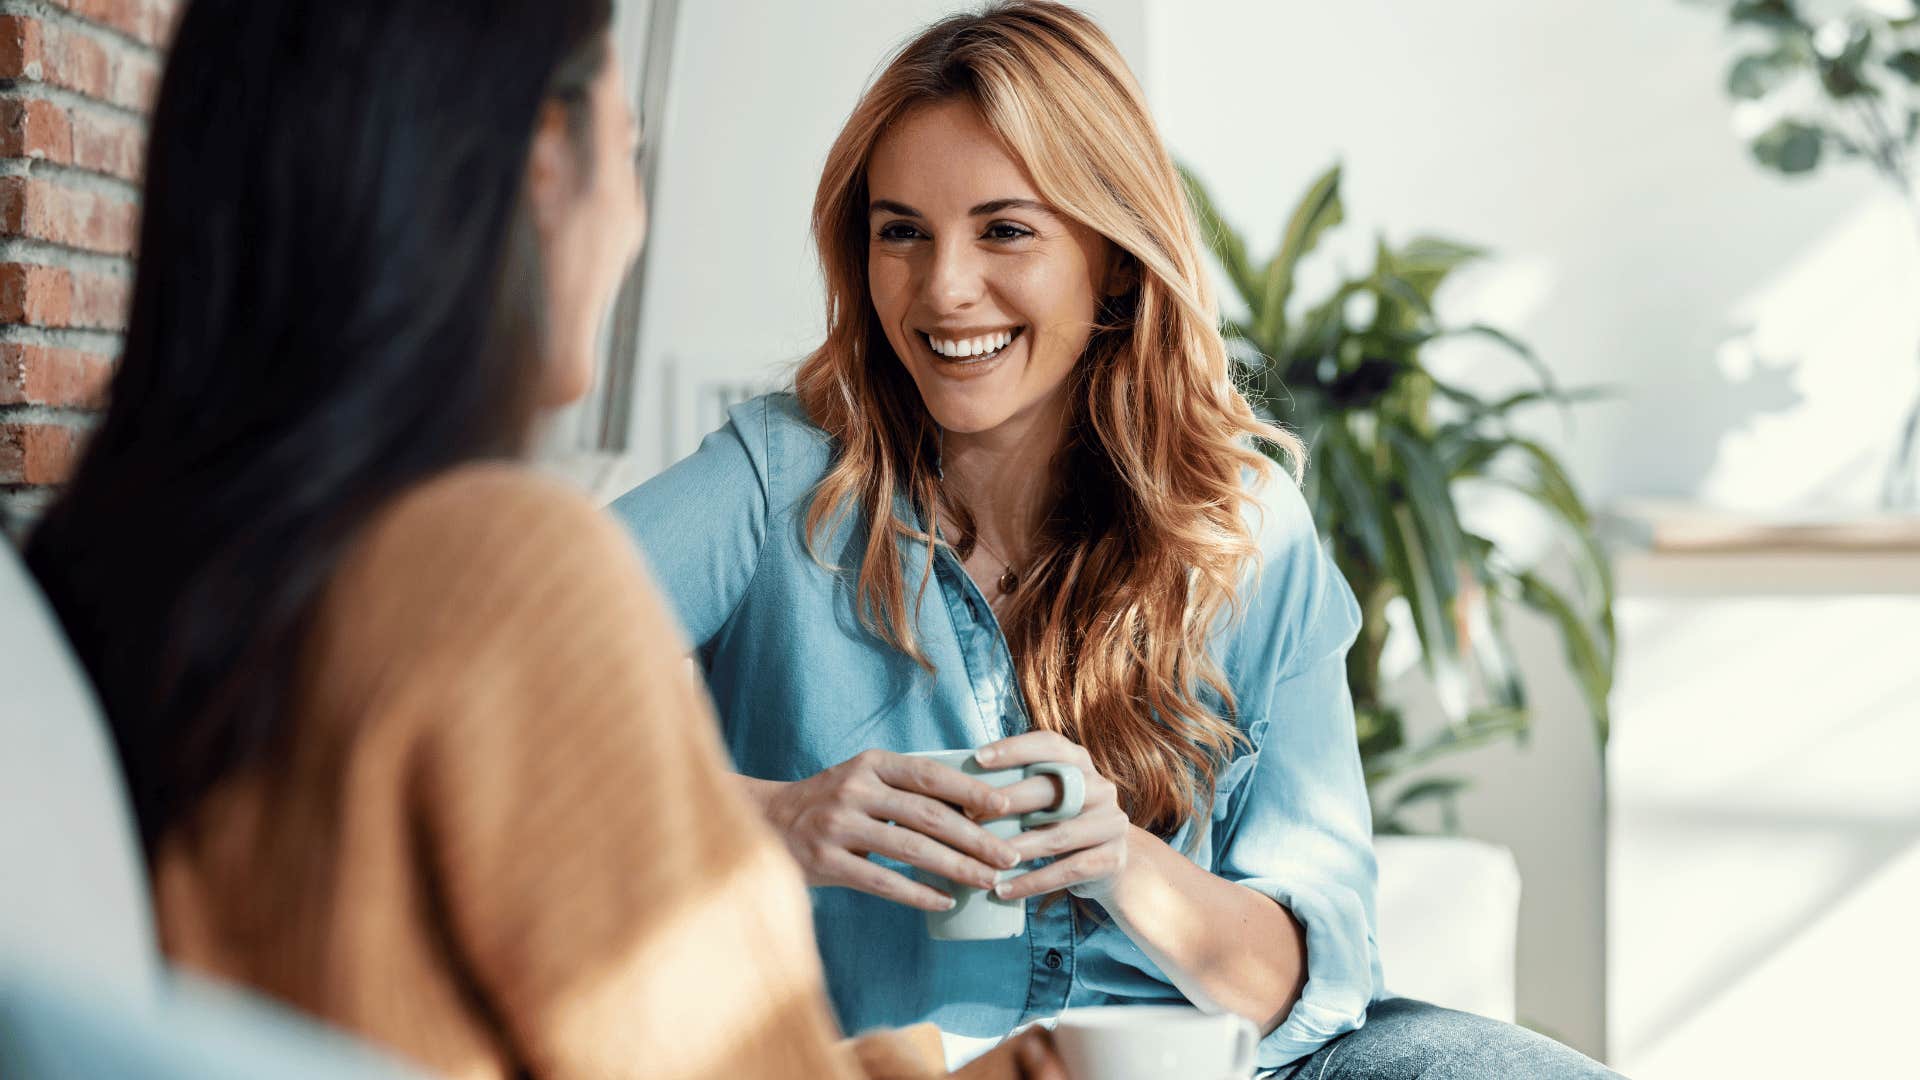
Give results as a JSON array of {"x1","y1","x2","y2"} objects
[{"x1": 795, "y1": 1, "x2": 1305, "y2": 838}]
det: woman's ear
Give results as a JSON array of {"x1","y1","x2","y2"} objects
[{"x1": 525, "y1": 101, "x2": 577, "y2": 231}]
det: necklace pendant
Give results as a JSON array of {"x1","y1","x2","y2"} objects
[{"x1": 997, "y1": 566, "x2": 1020, "y2": 596}]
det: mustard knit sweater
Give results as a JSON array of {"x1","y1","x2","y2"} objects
[{"x1": 151, "y1": 466, "x2": 947, "y2": 1080}]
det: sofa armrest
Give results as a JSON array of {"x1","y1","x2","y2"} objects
[{"x1": 1373, "y1": 835, "x2": 1520, "y2": 1022}]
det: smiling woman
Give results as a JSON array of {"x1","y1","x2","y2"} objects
[{"x1": 610, "y1": 3, "x2": 1619, "y2": 1078}]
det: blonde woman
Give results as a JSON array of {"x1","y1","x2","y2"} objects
[{"x1": 613, "y1": 4, "x2": 1617, "y2": 1077}]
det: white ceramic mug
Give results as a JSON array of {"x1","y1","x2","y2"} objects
[{"x1": 1052, "y1": 1005, "x2": 1259, "y2": 1080}]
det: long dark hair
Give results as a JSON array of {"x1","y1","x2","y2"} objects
[{"x1": 26, "y1": 0, "x2": 614, "y2": 851}]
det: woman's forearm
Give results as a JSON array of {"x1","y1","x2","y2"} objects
[{"x1": 1100, "y1": 825, "x2": 1307, "y2": 1034}]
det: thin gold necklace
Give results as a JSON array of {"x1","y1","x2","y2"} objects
[
  {"x1": 970, "y1": 529, "x2": 1023, "y2": 597},
  {"x1": 936, "y1": 427, "x2": 1023, "y2": 597}
]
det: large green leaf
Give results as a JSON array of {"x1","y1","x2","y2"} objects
[
  {"x1": 1178, "y1": 164, "x2": 1261, "y2": 311},
  {"x1": 1751, "y1": 118, "x2": 1825, "y2": 173},
  {"x1": 1318, "y1": 422, "x2": 1389, "y2": 567},
  {"x1": 1728, "y1": 0, "x2": 1805, "y2": 30},
  {"x1": 1386, "y1": 235, "x2": 1488, "y2": 307},
  {"x1": 1816, "y1": 24, "x2": 1875, "y2": 99},
  {"x1": 1728, "y1": 49, "x2": 1801, "y2": 99},
  {"x1": 1363, "y1": 708, "x2": 1529, "y2": 784},
  {"x1": 1460, "y1": 532, "x2": 1528, "y2": 718},
  {"x1": 1254, "y1": 164, "x2": 1345, "y2": 350},
  {"x1": 1425, "y1": 323, "x2": 1564, "y2": 402},
  {"x1": 1386, "y1": 423, "x2": 1466, "y2": 603},
  {"x1": 1511, "y1": 571, "x2": 1613, "y2": 744},
  {"x1": 1378, "y1": 775, "x2": 1472, "y2": 834},
  {"x1": 1376, "y1": 471, "x2": 1469, "y2": 721},
  {"x1": 1284, "y1": 279, "x2": 1368, "y2": 365}
]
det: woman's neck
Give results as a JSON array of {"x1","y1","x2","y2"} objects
[{"x1": 938, "y1": 393, "x2": 1070, "y2": 566}]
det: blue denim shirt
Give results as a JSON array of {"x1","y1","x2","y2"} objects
[{"x1": 608, "y1": 393, "x2": 1383, "y2": 1070}]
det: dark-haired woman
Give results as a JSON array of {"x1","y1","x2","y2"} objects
[{"x1": 24, "y1": 2, "x2": 1057, "y2": 1078}]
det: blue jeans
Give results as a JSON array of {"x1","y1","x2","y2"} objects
[{"x1": 1268, "y1": 998, "x2": 1624, "y2": 1079}]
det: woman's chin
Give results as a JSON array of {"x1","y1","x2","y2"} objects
[{"x1": 919, "y1": 394, "x2": 1017, "y2": 436}]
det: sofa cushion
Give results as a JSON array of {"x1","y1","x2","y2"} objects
[
  {"x1": 0, "y1": 963, "x2": 425, "y2": 1079},
  {"x1": 0, "y1": 539, "x2": 160, "y2": 997}
]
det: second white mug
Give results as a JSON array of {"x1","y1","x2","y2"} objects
[{"x1": 1051, "y1": 1004, "x2": 1258, "y2": 1080}]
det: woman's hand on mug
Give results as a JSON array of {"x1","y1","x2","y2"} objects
[
  {"x1": 763, "y1": 751, "x2": 1023, "y2": 912},
  {"x1": 974, "y1": 732, "x2": 1133, "y2": 902}
]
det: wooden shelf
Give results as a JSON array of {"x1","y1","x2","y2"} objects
[{"x1": 1602, "y1": 500, "x2": 1920, "y2": 556}]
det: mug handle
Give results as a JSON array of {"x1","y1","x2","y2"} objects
[
  {"x1": 1019, "y1": 763, "x2": 1084, "y2": 826},
  {"x1": 1226, "y1": 1014, "x2": 1258, "y2": 1077}
]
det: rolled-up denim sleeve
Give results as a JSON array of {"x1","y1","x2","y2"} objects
[
  {"x1": 606, "y1": 401, "x2": 770, "y2": 651},
  {"x1": 1210, "y1": 475, "x2": 1381, "y2": 1070}
]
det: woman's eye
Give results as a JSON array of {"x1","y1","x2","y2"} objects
[
  {"x1": 877, "y1": 223, "x2": 922, "y2": 241},
  {"x1": 985, "y1": 222, "x2": 1034, "y2": 241}
]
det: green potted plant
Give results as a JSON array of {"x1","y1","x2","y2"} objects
[
  {"x1": 1686, "y1": 0, "x2": 1920, "y2": 506},
  {"x1": 1179, "y1": 163, "x2": 1617, "y2": 833}
]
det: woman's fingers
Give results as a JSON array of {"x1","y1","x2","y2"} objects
[
  {"x1": 815, "y1": 848, "x2": 957, "y2": 912},
  {"x1": 872, "y1": 752, "x2": 1010, "y2": 819},
  {"x1": 994, "y1": 842, "x2": 1125, "y2": 901},
  {"x1": 844, "y1": 816, "x2": 1003, "y2": 890},
  {"x1": 973, "y1": 730, "x2": 1086, "y2": 769},
  {"x1": 869, "y1": 788, "x2": 1020, "y2": 870},
  {"x1": 995, "y1": 773, "x2": 1071, "y2": 817},
  {"x1": 1006, "y1": 804, "x2": 1124, "y2": 863}
]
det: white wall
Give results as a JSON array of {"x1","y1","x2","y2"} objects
[
  {"x1": 625, "y1": 0, "x2": 1148, "y2": 475},
  {"x1": 1144, "y1": 0, "x2": 1903, "y2": 1061},
  {"x1": 1148, "y1": 0, "x2": 1898, "y2": 510}
]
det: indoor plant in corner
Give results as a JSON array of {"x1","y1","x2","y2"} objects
[{"x1": 1181, "y1": 162, "x2": 1618, "y2": 1018}]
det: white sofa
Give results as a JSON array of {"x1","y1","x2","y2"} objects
[{"x1": 1374, "y1": 835, "x2": 1520, "y2": 1022}]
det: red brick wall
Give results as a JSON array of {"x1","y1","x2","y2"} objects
[{"x1": 0, "y1": 0, "x2": 176, "y2": 538}]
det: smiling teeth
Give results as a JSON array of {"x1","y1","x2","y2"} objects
[{"x1": 927, "y1": 329, "x2": 1017, "y2": 359}]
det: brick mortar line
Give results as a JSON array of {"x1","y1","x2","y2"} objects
[
  {"x1": 0, "y1": 236, "x2": 134, "y2": 277},
  {"x1": 0, "y1": 78, "x2": 149, "y2": 125},
  {"x1": 0, "y1": 157, "x2": 143, "y2": 200},
  {"x1": 0, "y1": 0, "x2": 166, "y2": 59},
  {"x1": 0, "y1": 322, "x2": 122, "y2": 352},
  {"x1": 0, "y1": 401, "x2": 97, "y2": 424}
]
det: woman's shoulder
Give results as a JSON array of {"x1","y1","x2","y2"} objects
[
  {"x1": 619, "y1": 390, "x2": 834, "y2": 520},
  {"x1": 361, "y1": 463, "x2": 626, "y2": 563},
  {"x1": 330, "y1": 463, "x2": 664, "y2": 641},
  {"x1": 730, "y1": 390, "x2": 834, "y2": 504},
  {"x1": 1238, "y1": 458, "x2": 1317, "y2": 565},
  {"x1": 1226, "y1": 458, "x2": 1362, "y2": 678}
]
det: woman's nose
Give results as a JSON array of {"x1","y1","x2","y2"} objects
[{"x1": 922, "y1": 238, "x2": 985, "y2": 312}]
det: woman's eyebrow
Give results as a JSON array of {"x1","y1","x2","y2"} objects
[
  {"x1": 867, "y1": 197, "x2": 1054, "y2": 218},
  {"x1": 969, "y1": 197, "x2": 1051, "y2": 217}
]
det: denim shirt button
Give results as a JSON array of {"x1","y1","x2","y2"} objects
[{"x1": 1044, "y1": 949, "x2": 1063, "y2": 970}]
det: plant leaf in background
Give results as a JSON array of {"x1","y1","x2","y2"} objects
[{"x1": 1178, "y1": 163, "x2": 1618, "y2": 836}]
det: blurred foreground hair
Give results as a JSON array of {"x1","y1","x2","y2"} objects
[{"x1": 27, "y1": 0, "x2": 613, "y2": 849}]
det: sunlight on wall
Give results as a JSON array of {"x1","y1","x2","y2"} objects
[
  {"x1": 1699, "y1": 193, "x2": 1920, "y2": 511},
  {"x1": 1609, "y1": 593, "x2": 1920, "y2": 1077}
]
